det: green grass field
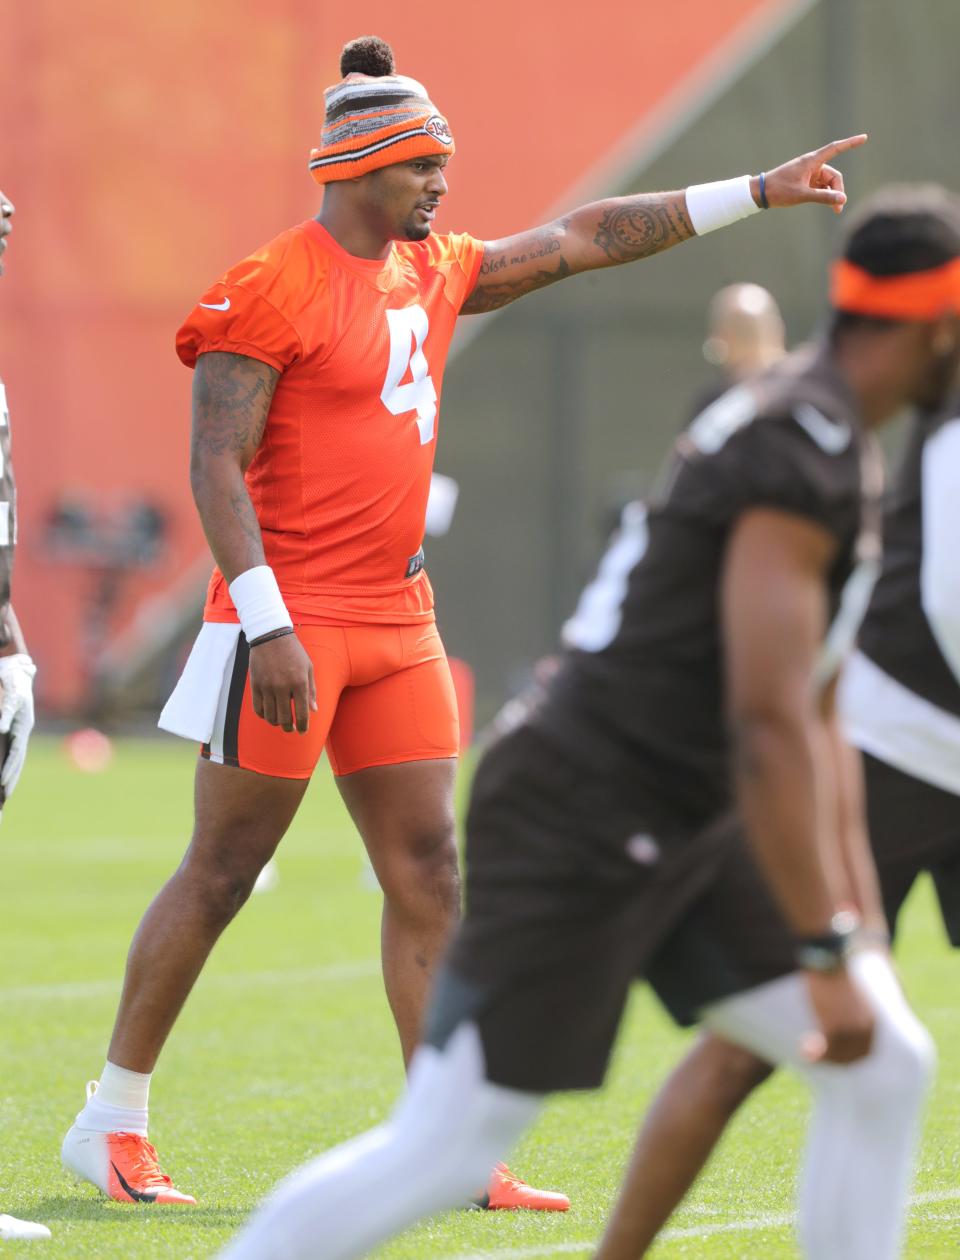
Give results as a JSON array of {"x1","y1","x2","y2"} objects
[{"x1": 0, "y1": 735, "x2": 958, "y2": 1258}]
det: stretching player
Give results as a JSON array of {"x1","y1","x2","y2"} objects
[
  {"x1": 62, "y1": 34, "x2": 865, "y2": 1208},
  {"x1": 583, "y1": 190, "x2": 960, "y2": 1260},
  {"x1": 216, "y1": 190, "x2": 958, "y2": 1260},
  {"x1": 0, "y1": 190, "x2": 45, "y2": 1242}
]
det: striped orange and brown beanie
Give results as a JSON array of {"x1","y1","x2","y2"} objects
[{"x1": 309, "y1": 36, "x2": 455, "y2": 185}]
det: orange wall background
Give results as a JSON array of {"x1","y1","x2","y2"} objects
[{"x1": 0, "y1": 0, "x2": 796, "y2": 709}]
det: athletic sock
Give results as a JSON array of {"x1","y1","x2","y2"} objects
[{"x1": 75, "y1": 1061, "x2": 151, "y2": 1135}]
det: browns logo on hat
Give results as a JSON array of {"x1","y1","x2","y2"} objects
[{"x1": 309, "y1": 36, "x2": 455, "y2": 185}]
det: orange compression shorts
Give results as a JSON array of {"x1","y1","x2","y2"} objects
[{"x1": 201, "y1": 621, "x2": 460, "y2": 779}]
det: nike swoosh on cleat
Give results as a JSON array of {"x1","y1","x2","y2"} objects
[
  {"x1": 199, "y1": 297, "x2": 231, "y2": 311},
  {"x1": 111, "y1": 1162, "x2": 157, "y2": 1204}
]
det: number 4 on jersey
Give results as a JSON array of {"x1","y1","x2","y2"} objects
[{"x1": 382, "y1": 306, "x2": 438, "y2": 445}]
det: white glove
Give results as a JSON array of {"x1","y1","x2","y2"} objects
[{"x1": 0, "y1": 652, "x2": 36, "y2": 805}]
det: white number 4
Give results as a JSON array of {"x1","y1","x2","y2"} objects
[{"x1": 382, "y1": 306, "x2": 438, "y2": 445}]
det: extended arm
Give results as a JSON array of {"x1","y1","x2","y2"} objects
[
  {"x1": 462, "y1": 135, "x2": 866, "y2": 314},
  {"x1": 190, "y1": 351, "x2": 316, "y2": 732}
]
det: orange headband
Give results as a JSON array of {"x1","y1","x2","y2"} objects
[{"x1": 831, "y1": 256, "x2": 960, "y2": 320}]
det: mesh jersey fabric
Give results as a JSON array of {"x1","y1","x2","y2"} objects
[{"x1": 176, "y1": 220, "x2": 484, "y2": 624}]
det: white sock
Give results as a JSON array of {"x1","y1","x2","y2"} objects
[
  {"x1": 703, "y1": 951, "x2": 935, "y2": 1260},
  {"x1": 75, "y1": 1061, "x2": 151, "y2": 1136},
  {"x1": 219, "y1": 1022, "x2": 543, "y2": 1260}
]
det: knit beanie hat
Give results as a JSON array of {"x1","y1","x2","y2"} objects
[{"x1": 309, "y1": 37, "x2": 455, "y2": 185}]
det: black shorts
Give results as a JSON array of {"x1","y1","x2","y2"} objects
[
  {"x1": 425, "y1": 725, "x2": 796, "y2": 1093},
  {"x1": 866, "y1": 753, "x2": 960, "y2": 946}
]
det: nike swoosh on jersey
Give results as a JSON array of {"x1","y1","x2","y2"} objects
[
  {"x1": 792, "y1": 403, "x2": 852, "y2": 453},
  {"x1": 199, "y1": 297, "x2": 231, "y2": 311}
]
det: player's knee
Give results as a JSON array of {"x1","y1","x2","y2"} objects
[
  {"x1": 698, "y1": 1035, "x2": 772, "y2": 1113},
  {"x1": 841, "y1": 1008, "x2": 936, "y2": 1115},
  {"x1": 877, "y1": 1014, "x2": 936, "y2": 1103},
  {"x1": 204, "y1": 870, "x2": 257, "y2": 924},
  {"x1": 179, "y1": 853, "x2": 259, "y2": 925},
  {"x1": 381, "y1": 824, "x2": 460, "y2": 918}
]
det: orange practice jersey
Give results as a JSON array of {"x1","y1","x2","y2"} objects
[{"x1": 176, "y1": 221, "x2": 484, "y2": 624}]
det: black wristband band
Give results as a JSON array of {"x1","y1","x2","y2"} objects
[
  {"x1": 758, "y1": 170, "x2": 770, "y2": 210},
  {"x1": 795, "y1": 910, "x2": 859, "y2": 972},
  {"x1": 248, "y1": 625, "x2": 295, "y2": 648}
]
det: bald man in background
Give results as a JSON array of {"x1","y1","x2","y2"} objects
[
  {"x1": 675, "y1": 283, "x2": 787, "y2": 444},
  {"x1": 703, "y1": 281, "x2": 787, "y2": 381}
]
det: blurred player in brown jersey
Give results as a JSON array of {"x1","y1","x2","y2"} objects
[
  {"x1": 218, "y1": 190, "x2": 960, "y2": 1260},
  {"x1": 581, "y1": 190, "x2": 960, "y2": 1260},
  {"x1": 63, "y1": 33, "x2": 866, "y2": 1210},
  {"x1": 0, "y1": 191, "x2": 45, "y2": 1243}
]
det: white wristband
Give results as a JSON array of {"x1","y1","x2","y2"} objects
[
  {"x1": 228, "y1": 566, "x2": 293, "y2": 643},
  {"x1": 684, "y1": 175, "x2": 760, "y2": 237}
]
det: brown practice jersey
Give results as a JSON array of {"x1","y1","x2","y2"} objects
[
  {"x1": 538, "y1": 343, "x2": 884, "y2": 847},
  {"x1": 0, "y1": 378, "x2": 16, "y2": 604},
  {"x1": 858, "y1": 403, "x2": 960, "y2": 720}
]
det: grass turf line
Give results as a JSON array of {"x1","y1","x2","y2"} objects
[{"x1": 0, "y1": 735, "x2": 957, "y2": 1258}]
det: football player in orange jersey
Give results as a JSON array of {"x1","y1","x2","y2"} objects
[{"x1": 62, "y1": 35, "x2": 866, "y2": 1209}]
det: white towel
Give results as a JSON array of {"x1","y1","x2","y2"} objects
[{"x1": 159, "y1": 622, "x2": 242, "y2": 742}]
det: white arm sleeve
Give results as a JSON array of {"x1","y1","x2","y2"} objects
[{"x1": 921, "y1": 416, "x2": 960, "y2": 684}]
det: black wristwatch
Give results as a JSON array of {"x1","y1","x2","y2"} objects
[{"x1": 795, "y1": 909, "x2": 860, "y2": 973}]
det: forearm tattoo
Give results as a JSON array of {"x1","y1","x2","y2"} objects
[
  {"x1": 229, "y1": 486, "x2": 264, "y2": 545},
  {"x1": 592, "y1": 196, "x2": 694, "y2": 263},
  {"x1": 463, "y1": 224, "x2": 571, "y2": 314},
  {"x1": 462, "y1": 193, "x2": 695, "y2": 314},
  {"x1": 191, "y1": 352, "x2": 276, "y2": 460}
]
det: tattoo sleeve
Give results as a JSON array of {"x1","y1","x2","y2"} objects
[
  {"x1": 462, "y1": 191, "x2": 695, "y2": 315},
  {"x1": 591, "y1": 194, "x2": 694, "y2": 264},
  {"x1": 191, "y1": 351, "x2": 276, "y2": 462},
  {"x1": 189, "y1": 351, "x2": 280, "y2": 583}
]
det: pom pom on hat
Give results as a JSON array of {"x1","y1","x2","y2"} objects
[{"x1": 340, "y1": 36, "x2": 395, "y2": 78}]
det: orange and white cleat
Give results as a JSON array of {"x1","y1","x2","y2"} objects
[
  {"x1": 478, "y1": 1163, "x2": 570, "y2": 1211},
  {"x1": 62, "y1": 1126, "x2": 196, "y2": 1205}
]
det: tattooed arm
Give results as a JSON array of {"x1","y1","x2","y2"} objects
[
  {"x1": 462, "y1": 135, "x2": 867, "y2": 315},
  {"x1": 462, "y1": 194, "x2": 692, "y2": 314},
  {"x1": 189, "y1": 350, "x2": 278, "y2": 582},
  {"x1": 189, "y1": 350, "x2": 316, "y2": 734}
]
